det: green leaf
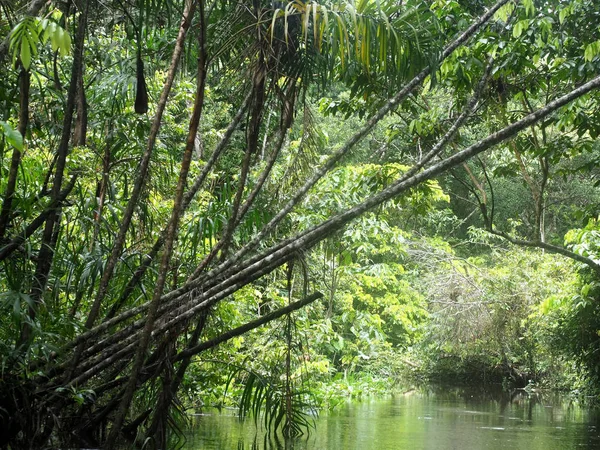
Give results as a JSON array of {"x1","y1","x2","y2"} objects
[
  {"x1": 270, "y1": 8, "x2": 282, "y2": 43},
  {"x1": 582, "y1": 283, "x2": 591, "y2": 297},
  {"x1": 20, "y1": 37, "x2": 31, "y2": 69},
  {"x1": 522, "y1": 0, "x2": 535, "y2": 17},
  {"x1": 494, "y1": 2, "x2": 515, "y2": 23},
  {"x1": 0, "y1": 121, "x2": 24, "y2": 151},
  {"x1": 512, "y1": 20, "x2": 529, "y2": 39},
  {"x1": 9, "y1": 15, "x2": 70, "y2": 69},
  {"x1": 558, "y1": 5, "x2": 572, "y2": 25},
  {"x1": 9, "y1": 17, "x2": 41, "y2": 69},
  {"x1": 59, "y1": 27, "x2": 72, "y2": 56},
  {"x1": 584, "y1": 41, "x2": 600, "y2": 62},
  {"x1": 41, "y1": 19, "x2": 71, "y2": 56}
]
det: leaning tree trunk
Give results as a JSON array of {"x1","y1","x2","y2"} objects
[
  {"x1": 104, "y1": 1, "x2": 207, "y2": 445},
  {"x1": 68, "y1": 0, "x2": 198, "y2": 380}
]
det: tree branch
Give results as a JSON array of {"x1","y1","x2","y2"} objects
[
  {"x1": 486, "y1": 229, "x2": 600, "y2": 275},
  {"x1": 175, "y1": 292, "x2": 323, "y2": 361}
]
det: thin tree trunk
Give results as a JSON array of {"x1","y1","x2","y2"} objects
[
  {"x1": 260, "y1": 109, "x2": 272, "y2": 160},
  {"x1": 0, "y1": 175, "x2": 78, "y2": 262},
  {"x1": 230, "y1": 82, "x2": 297, "y2": 232},
  {"x1": 101, "y1": 92, "x2": 251, "y2": 321},
  {"x1": 81, "y1": 0, "x2": 197, "y2": 333},
  {"x1": 188, "y1": 54, "x2": 267, "y2": 278},
  {"x1": 0, "y1": 69, "x2": 29, "y2": 240},
  {"x1": 18, "y1": 1, "x2": 88, "y2": 350},
  {"x1": 188, "y1": 136, "x2": 254, "y2": 278},
  {"x1": 463, "y1": 162, "x2": 487, "y2": 204},
  {"x1": 284, "y1": 265, "x2": 293, "y2": 436},
  {"x1": 90, "y1": 124, "x2": 112, "y2": 251},
  {"x1": 105, "y1": 2, "x2": 207, "y2": 444},
  {"x1": 234, "y1": 125, "x2": 287, "y2": 228},
  {"x1": 144, "y1": 310, "x2": 209, "y2": 442},
  {"x1": 73, "y1": 66, "x2": 87, "y2": 146}
]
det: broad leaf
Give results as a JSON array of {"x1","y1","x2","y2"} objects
[{"x1": 0, "y1": 121, "x2": 24, "y2": 151}]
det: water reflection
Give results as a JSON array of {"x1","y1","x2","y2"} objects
[
  {"x1": 184, "y1": 386, "x2": 600, "y2": 449},
  {"x1": 234, "y1": 434, "x2": 294, "y2": 450}
]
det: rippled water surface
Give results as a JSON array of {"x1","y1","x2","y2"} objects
[{"x1": 183, "y1": 386, "x2": 600, "y2": 449}]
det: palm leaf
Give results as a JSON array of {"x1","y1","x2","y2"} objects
[
  {"x1": 265, "y1": 0, "x2": 442, "y2": 94},
  {"x1": 222, "y1": 362, "x2": 316, "y2": 437}
]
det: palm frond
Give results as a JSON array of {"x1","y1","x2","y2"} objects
[
  {"x1": 267, "y1": 0, "x2": 442, "y2": 95},
  {"x1": 223, "y1": 364, "x2": 316, "y2": 437}
]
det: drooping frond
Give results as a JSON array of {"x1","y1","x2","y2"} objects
[
  {"x1": 224, "y1": 364, "x2": 316, "y2": 437},
  {"x1": 267, "y1": 0, "x2": 443, "y2": 97}
]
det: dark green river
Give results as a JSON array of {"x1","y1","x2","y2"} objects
[{"x1": 183, "y1": 386, "x2": 600, "y2": 449}]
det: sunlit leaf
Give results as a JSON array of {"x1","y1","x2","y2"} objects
[{"x1": 0, "y1": 121, "x2": 24, "y2": 151}]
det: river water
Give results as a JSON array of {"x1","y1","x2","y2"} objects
[{"x1": 182, "y1": 386, "x2": 600, "y2": 449}]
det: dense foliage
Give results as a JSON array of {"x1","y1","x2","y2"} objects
[{"x1": 2, "y1": 0, "x2": 600, "y2": 448}]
